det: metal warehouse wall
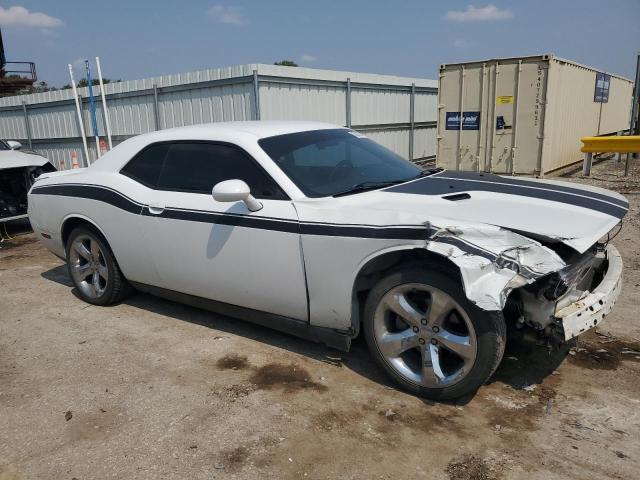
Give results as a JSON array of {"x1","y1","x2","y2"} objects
[{"x1": 0, "y1": 64, "x2": 437, "y2": 169}]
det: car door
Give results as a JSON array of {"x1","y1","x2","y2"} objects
[
  {"x1": 116, "y1": 142, "x2": 171, "y2": 287},
  {"x1": 141, "y1": 141, "x2": 309, "y2": 321}
]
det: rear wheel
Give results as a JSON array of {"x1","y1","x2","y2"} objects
[
  {"x1": 363, "y1": 268, "x2": 505, "y2": 400},
  {"x1": 65, "y1": 225, "x2": 132, "y2": 305}
]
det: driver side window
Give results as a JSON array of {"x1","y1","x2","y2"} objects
[{"x1": 121, "y1": 142, "x2": 288, "y2": 200}]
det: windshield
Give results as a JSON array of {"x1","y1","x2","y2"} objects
[{"x1": 258, "y1": 129, "x2": 421, "y2": 197}]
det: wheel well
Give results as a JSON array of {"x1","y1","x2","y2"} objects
[
  {"x1": 61, "y1": 217, "x2": 101, "y2": 247},
  {"x1": 350, "y1": 248, "x2": 462, "y2": 336}
]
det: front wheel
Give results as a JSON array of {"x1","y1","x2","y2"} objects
[
  {"x1": 363, "y1": 268, "x2": 505, "y2": 400},
  {"x1": 65, "y1": 225, "x2": 132, "y2": 306}
]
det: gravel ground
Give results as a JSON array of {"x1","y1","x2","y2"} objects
[{"x1": 1, "y1": 157, "x2": 639, "y2": 480}]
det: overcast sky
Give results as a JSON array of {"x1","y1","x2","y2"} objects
[{"x1": 1, "y1": 1, "x2": 639, "y2": 86}]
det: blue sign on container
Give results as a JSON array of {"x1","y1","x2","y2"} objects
[
  {"x1": 594, "y1": 72, "x2": 610, "y2": 103},
  {"x1": 446, "y1": 111, "x2": 481, "y2": 130}
]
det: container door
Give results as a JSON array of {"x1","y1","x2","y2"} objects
[
  {"x1": 485, "y1": 60, "x2": 548, "y2": 175},
  {"x1": 488, "y1": 62, "x2": 519, "y2": 173},
  {"x1": 437, "y1": 65, "x2": 486, "y2": 172}
]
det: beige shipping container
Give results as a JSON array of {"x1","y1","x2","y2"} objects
[{"x1": 436, "y1": 54, "x2": 634, "y2": 176}]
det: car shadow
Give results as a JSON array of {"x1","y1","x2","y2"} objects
[
  {"x1": 41, "y1": 264, "x2": 74, "y2": 287},
  {"x1": 205, "y1": 203, "x2": 248, "y2": 258},
  {"x1": 41, "y1": 264, "x2": 569, "y2": 403},
  {"x1": 489, "y1": 329, "x2": 572, "y2": 389}
]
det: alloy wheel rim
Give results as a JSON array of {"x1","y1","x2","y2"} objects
[
  {"x1": 373, "y1": 283, "x2": 478, "y2": 388},
  {"x1": 69, "y1": 235, "x2": 109, "y2": 299}
]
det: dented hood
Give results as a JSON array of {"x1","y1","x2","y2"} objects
[
  {"x1": 328, "y1": 171, "x2": 627, "y2": 254},
  {"x1": 383, "y1": 171, "x2": 628, "y2": 253}
]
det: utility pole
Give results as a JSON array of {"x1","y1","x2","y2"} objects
[{"x1": 627, "y1": 52, "x2": 640, "y2": 175}]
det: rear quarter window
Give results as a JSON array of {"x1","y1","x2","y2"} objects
[{"x1": 120, "y1": 143, "x2": 169, "y2": 188}]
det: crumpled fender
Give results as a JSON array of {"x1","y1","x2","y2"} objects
[{"x1": 424, "y1": 222, "x2": 566, "y2": 310}]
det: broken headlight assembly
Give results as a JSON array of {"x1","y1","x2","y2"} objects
[{"x1": 504, "y1": 243, "x2": 603, "y2": 339}]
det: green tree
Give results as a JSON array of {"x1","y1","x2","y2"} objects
[
  {"x1": 274, "y1": 60, "x2": 298, "y2": 67},
  {"x1": 0, "y1": 80, "x2": 57, "y2": 97},
  {"x1": 63, "y1": 78, "x2": 118, "y2": 89},
  {"x1": 1, "y1": 78, "x2": 120, "y2": 97},
  {"x1": 30, "y1": 81, "x2": 57, "y2": 93}
]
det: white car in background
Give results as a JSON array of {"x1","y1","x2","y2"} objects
[
  {"x1": 1, "y1": 140, "x2": 55, "y2": 225},
  {"x1": 28, "y1": 122, "x2": 627, "y2": 400}
]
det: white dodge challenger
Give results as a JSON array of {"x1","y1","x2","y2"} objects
[{"x1": 28, "y1": 121, "x2": 627, "y2": 400}]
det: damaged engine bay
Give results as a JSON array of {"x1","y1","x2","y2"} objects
[
  {"x1": 504, "y1": 241, "x2": 611, "y2": 346},
  {"x1": 1, "y1": 156, "x2": 56, "y2": 220}
]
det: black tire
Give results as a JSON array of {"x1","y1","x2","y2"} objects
[
  {"x1": 363, "y1": 268, "x2": 506, "y2": 401},
  {"x1": 65, "y1": 225, "x2": 133, "y2": 306}
]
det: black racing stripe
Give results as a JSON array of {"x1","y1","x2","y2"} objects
[
  {"x1": 31, "y1": 184, "x2": 143, "y2": 214},
  {"x1": 33, "y1": 183, "x2": 430, "y2": 240},
  {"x1": 434, "y1": 236, "x2": 497, "y2": 261},
  {"x1": 32, "y1": 183, "x2": 551, "y2": 274},
  {"x1": 146, "y1": 207, "x2": 430, "y2": 239},
  {"x1": 386, "y1": 174, "x2": 628, "y2": 219},
  {"x1": 142, "y1": 207, "x2": 300, "y2": 234},
  {"x1": 300, "y1": 223, "x2": 428, "y2": 239},
  {"x1": 436, "y1": 171, "x2": 629, "y2": 208}
]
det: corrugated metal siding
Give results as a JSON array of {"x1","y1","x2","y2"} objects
[
  {"x1": 414, "y1": 127, "x2": 437, "y2": 160},
  {"x1": 366, "y1": 129, "x2": 411, "y2": 158},
  {"x1": 34, "y1": 137, "x2": 128, "y2": 169},
  {"x1": 106, "y1": 95, "x2": 155, "y2": 135},
  {"x1": 0, "y1": 64, "x2": 258, "y2": 107},
  {"x1": 260, "y1": 82, "x2": 346, "y2": 123},
  {"x1": 0, "y1": 109, "x2": 27, "y2": 139},
  {"x1": 414, "y1": 92, "x2": 438, "y2": 123},
  {"x1": 0, "y1": 63, "x2": 437, "y2": 169},
  {"x1": 351, "y1": 88, "x2": 411, "y2": 125},
  {"x1": 31, "y1": 104, "x2": 78, "y2": 138},
  {"x1": 254, "y1": 64, "x2": 436, "y2": 88},
  {"x1": 34, "y1": 141, "x2": 87, "y2": 169},
  {"x1": 157, "y1": 83, "x2": 254, "y2": 129}
]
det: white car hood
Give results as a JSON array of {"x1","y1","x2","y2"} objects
[
  {"x1": 298, "y1": 171, "x2": 628, "y2": 254},
  {"x1": 0, "y1": 149, "x2": 50, "y2": 170}
]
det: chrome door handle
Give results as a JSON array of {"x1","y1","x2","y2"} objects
[{"x1": 148, "y1": 202, "x2": 165, "y2": 215}]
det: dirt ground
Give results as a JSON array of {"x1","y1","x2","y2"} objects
[{"x1": 1, "y1": 157, "x2": 639, "y2": 480}]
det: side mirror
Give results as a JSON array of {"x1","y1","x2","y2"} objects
[
  {"x1": 212, "y1": 179, "x2": 263, "y2": 212},
  {"x1": 7, "y1": 140, "x2": 22, "y2": 150}
]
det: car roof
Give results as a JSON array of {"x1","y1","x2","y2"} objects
[
  {"x1": 147, "y1": 121, "x2": 343, "y2": 141},
  {"x1": 86, "y1": 120, "x2": 347, "y2": 175}
]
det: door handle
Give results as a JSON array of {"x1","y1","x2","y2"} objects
[{"x1": 148, "y1": 202, "x2": 165, "y2": 215}]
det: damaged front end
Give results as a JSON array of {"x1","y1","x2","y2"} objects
[
  {"x1": 424, "y1": 223, "x2": 623, "y2": 345},
  {"x1": 1, "y1": 162, "x2": 56, "y2": 221},
  {"x1": 425, "y1": 223, "x2": 566, "y2": 311},
  {"x1": 514, "y1": 243, "x2": 622, "y2": 343}
]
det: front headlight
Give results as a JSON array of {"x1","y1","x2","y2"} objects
[
  {"x1": 541, "y1": 248, "x2": 597, "y2": 300},
  {"x1": 541, "y1": 272, "x2": 570, "y2": 300},
  {"x1": 505, "y1": 274, "x2": 529, "y2": 290}
]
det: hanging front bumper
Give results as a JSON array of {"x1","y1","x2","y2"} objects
[{"x1": 554, "y1": 244, "x2": 623, "y2": 341}]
